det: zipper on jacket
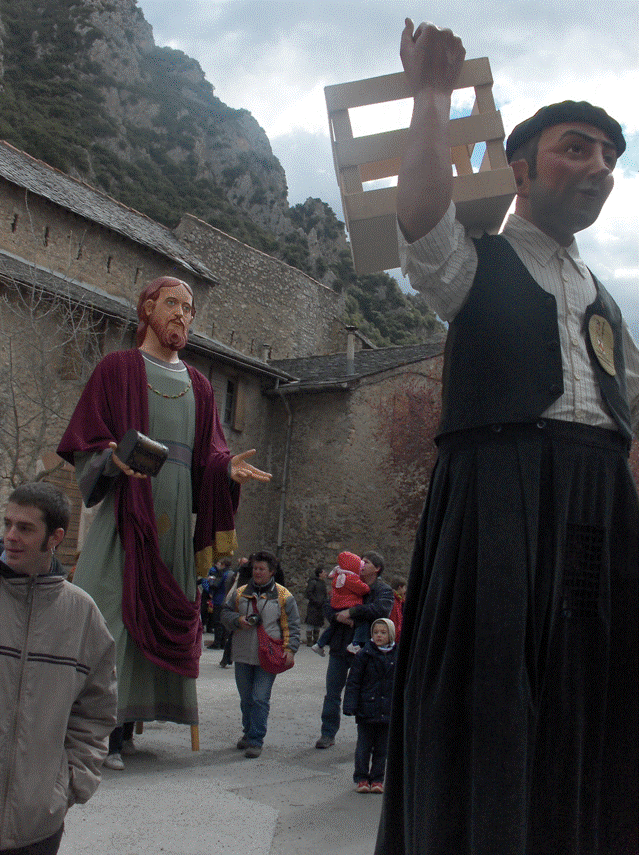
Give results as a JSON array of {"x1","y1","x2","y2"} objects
[{"x1": 0, "y1": 577, "x2": 36, "y2": 846}]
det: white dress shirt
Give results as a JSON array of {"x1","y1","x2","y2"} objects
[{"x1": 398, "y1": 203, "x2": 639, "y2": 434}]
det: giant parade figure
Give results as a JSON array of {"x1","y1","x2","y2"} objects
[
  {"x1": 58, "y1": 276, "x2": 271, "y2": 768},
  {"x1": 375, "y1": 19, "x2": 639, "y2": 855}
]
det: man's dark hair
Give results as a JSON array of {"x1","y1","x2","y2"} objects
[
  {"x1": 250, "y1": 550, "x2": 278, "y2": 572},
  {"x1": 362, "y1": 550, "x2": 385, "y2": 575},
  {"x1": 391, "y1": 576, "x2": 406, "y2": 590},
  {"x1": 314, "y1": 565, "x2": 324, "y2": 578},
  {"x1": 249, "y1": 550, "x2": 285, "y2": 585},
  {"x1": 219, "y1": 557, "x2": 233, "y2": 569},
  {"x1": 8, "y1": 482, "x2": 70, "y2": 537},
  {"x1": 509, "y1": 134, "x2": 540, "y2": 180}
]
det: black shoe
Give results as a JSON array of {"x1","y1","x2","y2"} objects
[
  {"x1": 236, "y1": 735, "x2": 248, "y2": 750},
  {"x1": 315, "y1": 735, "x2": 335, "y2": 749},
  {"x1": 245, "y1": 745, "x2": 262, "y2": 758}
]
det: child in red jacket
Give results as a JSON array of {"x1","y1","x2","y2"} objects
[{"x1": 311, "y1": 551, "x2": 370, "y2": 656}]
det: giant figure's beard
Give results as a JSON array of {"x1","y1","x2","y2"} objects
[{"x1": 149, "y1": 315, "x2": 188, "y2": 352}]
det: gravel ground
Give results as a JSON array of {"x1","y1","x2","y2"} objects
[{"x1": 59, "y1": 641, "x2": 383, "y2": 855}]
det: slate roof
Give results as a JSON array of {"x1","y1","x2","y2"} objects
[
  {"x1": 0, "y1": 140, "x2": 216, "y2": 281},
  {"x1": 271, "y1": 339, "x2": 445, "y2": 392},
  {"x1": 0, "y1": 251, "x2": 294, "y2": 381}
]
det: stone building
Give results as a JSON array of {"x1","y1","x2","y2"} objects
[{"x1": 0, "y1": 139, "x2": 445, "y2": 595}]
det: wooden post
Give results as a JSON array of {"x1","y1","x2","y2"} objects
[{"x1": 191, "y1": 724, "x2": 199, "y2": 751}]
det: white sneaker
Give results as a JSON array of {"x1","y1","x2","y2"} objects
[
  {"x1": 311, "y1": 643, "x2": 325, "y2": 657},
  {"x1": 121, "y1": 738, "x2": 137, "y2": 756},
  {"x1": 104, "y1": 752, "x2": 124, "y2": 770}
]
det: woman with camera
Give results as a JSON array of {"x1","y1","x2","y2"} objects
[{"x1": 221, "y1": 551, "x2": 300, "y2": 757}]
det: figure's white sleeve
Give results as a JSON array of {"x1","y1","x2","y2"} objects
[{"x1": 397, "y1": 201, "x2": 478, "y2": 321}]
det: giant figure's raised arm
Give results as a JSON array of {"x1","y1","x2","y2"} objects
[{"x1": 396, "y1": 19, "x2": 466, "y2": 243}]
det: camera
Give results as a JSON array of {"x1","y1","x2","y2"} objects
[{"x1": 245, "y1": 613, "x2": 262, "y2": 627}]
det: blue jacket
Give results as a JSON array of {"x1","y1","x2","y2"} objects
[{"x1": 343, "y1": 640, "x2": 397, "y2": 723}]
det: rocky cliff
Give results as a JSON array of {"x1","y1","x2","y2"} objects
[{"x1": 0, "y1": 0, "x2": 441, "y2": 345}]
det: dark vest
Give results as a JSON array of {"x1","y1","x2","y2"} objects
[{"x1": 437, "y1": 233, "x2": 631, "y2": 443}]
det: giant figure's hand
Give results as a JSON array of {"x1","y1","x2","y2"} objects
[
  {"x1": 230, "y1": 449, "x2": 272, "y2": 484},
  {"x1": 400, "y1": 19, "x2": 466, "y2": 97},
  {"x1": 396, "y1": 20, "x2": 466, "y2": 243},
  {"x1": 108, "y1": 441, "x2": 147, "y2": 478}
]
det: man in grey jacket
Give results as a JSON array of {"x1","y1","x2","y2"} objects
[{"x1": 1, "y1": 483, "x2": 117, "y2": 855}]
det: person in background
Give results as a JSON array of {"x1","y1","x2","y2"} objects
[
  {"x1": 315, "y1": 551, "x2": 392, "y2": 749},
  {"x1": 198, "y1": 567, "x2": 216, "y2": 635},
  {"x1": 311, "y1": 552, "x2": 371, "y2": 656},
  {"x1": 388, "y1": 577, "x2": 406, "y2": 644},
  {"x1": 221, "y1": 550, "x2": 300, "y2": 758},
  {"x1": 217, "y1": 557, "x2": 247, "y2": 665},
  {"x1": 210, "y1": 557, "x2": 233, "y2": 649},
  {"x1": 344, "y1": 618, "x2": 398, "y2": 795},
  {"x1": 304, "y1": 565, "x2": 327, "y2": 646}
]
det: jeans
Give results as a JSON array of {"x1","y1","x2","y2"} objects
[
  {"x1": 320, "y1": 654, "x2": 351, "y2": 739},
  {"x1": 354, "y1": 721, "x2": 389, "y2": 783},
  {"x1": 0, "y1": 825, "x2": 64, "y2": 855},
  {"x1": 234, "y1": 662, "x2": 276, "y2": 747}
]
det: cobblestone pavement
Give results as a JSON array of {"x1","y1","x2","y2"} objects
[{"x1": 60, "y1": 642, "x2": 383, "y2": 855}]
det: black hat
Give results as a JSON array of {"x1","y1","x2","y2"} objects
[{"x1": 506, "y1": 100, "x2": 626, "y2": 162}]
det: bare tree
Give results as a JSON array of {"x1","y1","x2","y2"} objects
[{"x1": 0, "y1": 270, "x2": 105, "y2": 489}]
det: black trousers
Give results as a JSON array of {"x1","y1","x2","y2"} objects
[
  {"x1": 109, "y1": 720, "x2": 135, "y2": 754},
  {"x1": 0, "y1": 825, "x2": 64, "y2": 855},
  {"x1": 354, "y1": 720, "x2": 389, "y2": 784},
  {"x1": 376, "y1": 420, "x2": 639, "y2": 855}
]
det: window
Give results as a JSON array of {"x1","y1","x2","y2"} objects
[
  {"x1": 223, "y1": 379, "x2": 236, "y2": 425},
  {"x1": 221, "y1": 377, "x2": 245, "y2": 432}
]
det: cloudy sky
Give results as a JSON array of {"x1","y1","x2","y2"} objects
[{"x1": 138, "y1": 0, "x2": 638, "y2": 329}]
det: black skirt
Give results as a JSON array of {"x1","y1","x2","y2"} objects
[{"x1": 376, "y1": 420, "x2": 638, "y2": 855}]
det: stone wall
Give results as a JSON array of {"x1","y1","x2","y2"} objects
[
  {"x1": 174, "y1": 214, "x2": 345, "y2": 360},
  {"x1": 263, "y1": 356, "x2": 444, "y2": 598},
  {"x1": 0, "y1": 180, "x2": 193, "y2": 307}
]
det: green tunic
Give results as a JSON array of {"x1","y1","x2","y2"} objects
[{"x1": 72, "y1": 354, "x2": 198, "y2": 724}]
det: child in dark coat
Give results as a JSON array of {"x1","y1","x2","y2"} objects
[{"x1": 343, "y1": 617, "x2": 397, "y2": 793}]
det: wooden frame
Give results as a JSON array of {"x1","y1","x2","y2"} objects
[{"x1": 325, "y1": 58, "x2": 516, "y2": 274}]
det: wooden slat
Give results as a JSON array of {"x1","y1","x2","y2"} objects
[
  {"x1": 324, "y1": 57, "x2": 492, "y2": 111},
  {"x1": 452, "y1": 145, "x2": 473, "y2": 176},
  {"x1": 333, "y1": 112, "x2": 505, "y2": 173}
]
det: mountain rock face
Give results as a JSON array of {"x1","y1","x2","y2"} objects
[{"x1": 0, "y1": 0, "x2": 441, "y2": 345}]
